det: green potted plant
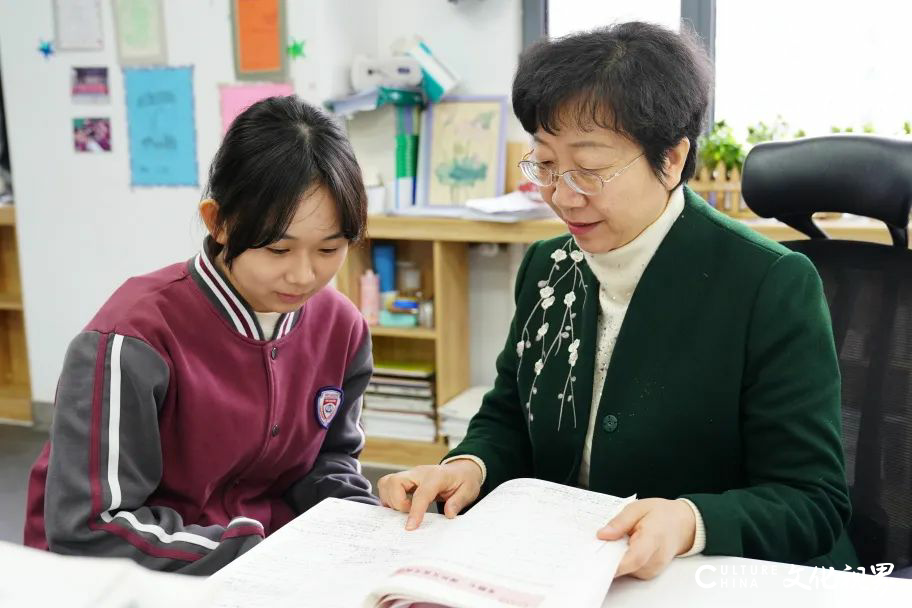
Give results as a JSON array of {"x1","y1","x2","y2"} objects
[
  {"x1": 696, "y1": 121, "x2": 746, "y2": 213},
  {"x1": 697, "y1": 120, "x2": 746, "y2": 177},
  {"x1": 746, "y1": 115, "x2": 789, "y2": 145}
]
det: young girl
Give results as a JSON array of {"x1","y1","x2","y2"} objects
[{"x1": 24, "y1": 96, "x2": 378, "y2": 574}]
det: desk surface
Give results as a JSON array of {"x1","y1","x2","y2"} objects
[{"x1": 605, "y1": 555, "x2": 910, "y2": 607}]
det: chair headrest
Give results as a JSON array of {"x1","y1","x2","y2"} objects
[{"x1": 741, "y1": 135, "x2": 912, "y2": 244}]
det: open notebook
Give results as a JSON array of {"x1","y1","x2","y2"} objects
[{"x1": 208, "y1": 478, "x2": 634, "y2": 608}]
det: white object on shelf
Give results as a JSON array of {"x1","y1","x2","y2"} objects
[
  {"x1": 389, "y1": 192, "x2": 555, "y2": 223},
  {"x1": 366, "y1": 185, "x2": 387, "y2": 215},
  {"x1": 351, "y1": 55, "x2": 422, "y2": 92},
  {"x1": 362, "y1": 409, "x2": 437, "y2": 442},
  {"x1": 439, "y1": 385, "x2": 490, "y2": 442}
]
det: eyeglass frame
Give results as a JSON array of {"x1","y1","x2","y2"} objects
[{"x1": 518, "y1": 151, "x2": 645, "y2": 195}]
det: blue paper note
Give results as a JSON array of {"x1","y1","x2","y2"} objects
[{"x1": 124, "y1": 67, "x2": 198, "y2": 187}]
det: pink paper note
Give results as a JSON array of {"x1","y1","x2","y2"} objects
[{"x1": 219, "y1": 83, "x2": 294, "y2": 134}]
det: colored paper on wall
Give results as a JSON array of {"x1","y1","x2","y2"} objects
[
  {"x1": 218, "y1": 83, "x2": 293, "y2": 134},
  {"x1": 113, "y1": 0, "x2": 167, "y2": 65},
  {"x1": 54, "y1": 0, "x2": 104, "y2": 51},
  {"x1": 231, "y1": 0, "x2": 287, "y2": 81},
  {"x1": 124, "y1": 67, "x2": 198, "y2": 187}
]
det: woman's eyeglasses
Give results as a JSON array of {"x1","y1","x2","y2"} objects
[{"x1": 518, "y1": 153, "x2": 644, "y2": 196}]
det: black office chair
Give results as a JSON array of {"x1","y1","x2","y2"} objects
[{"x1": 741, "y1": 135, "x2": 912, "y2": 576}]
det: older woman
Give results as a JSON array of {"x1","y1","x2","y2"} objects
[{"x1": 379, "y1": 21, "x2": 857, "y2": 579}]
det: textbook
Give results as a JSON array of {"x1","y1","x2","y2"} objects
[{"x1": 208, "y1": 478, "x2": 633, "y2": 608}]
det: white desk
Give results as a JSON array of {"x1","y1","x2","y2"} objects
[
  {"x1": 606, "y1": 555, "x2": 911, "y2": 607},
  {"x1": 0, "y1": 541, "x2": 212, "y2": 608}
]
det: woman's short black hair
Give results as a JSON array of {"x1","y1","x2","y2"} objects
[
  {"x1": 513, "y1": 22, "x2": 712, "y2": 188},
  {"x1": 205, "y1": 96, "x2": 366, "y2": 266}
]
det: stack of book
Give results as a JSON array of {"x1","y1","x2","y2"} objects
[
  {"x1": 361, "y1": 361, "x2": 437, "y2": 443},
  {"x1": 439, "y1": 386, "x2": 490, "y2": 449}
]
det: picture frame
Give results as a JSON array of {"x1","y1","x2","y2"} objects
[{"x1": 416, "y1": 95, "x2": 508, "y2": 207}]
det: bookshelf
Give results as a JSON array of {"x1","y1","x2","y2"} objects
[
  {"x1": 337, "y1": 235, "x2": 468, "y2": 468},
  {"x1": 338, "y1": 212, "x2": 904, "y2": 468},
  {"x1": 0, "y1": 205, "x2": 31, "y2": 424}
]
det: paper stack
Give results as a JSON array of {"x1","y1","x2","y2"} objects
[
  {"x1": 439, "y1": 386, "x2": 490, "y2": 448},
  {"x1": 391, "y1": 191, "x2": 555, "y2": 222},
  {"x1": 362, "y1": 361, "x2": 437, "y2": 442}
]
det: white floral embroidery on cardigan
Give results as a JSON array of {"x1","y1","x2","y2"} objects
[{"x1": 516, "y1": 238, "x2": 589, "y2": 430}]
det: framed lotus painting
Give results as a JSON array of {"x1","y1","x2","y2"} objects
[{"x1": 416, "y1": 96, "x2": 508, "y2": 206}]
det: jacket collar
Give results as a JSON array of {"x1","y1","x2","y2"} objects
[{"x1": 187, "y1": 238, "x2": 301, "y2": 341}]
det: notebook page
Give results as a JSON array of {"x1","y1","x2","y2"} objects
[
  {"x1": 208, "y1": 499, "x2": 448, "y2": 608},
  {"x1": 368, "y1": 478, "x2": 633, "y2": 608}
]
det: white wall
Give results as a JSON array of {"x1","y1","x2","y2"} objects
[
  {"x1": 0, "y1": 0, "x2": 378, "y2": 402},
  {"x1": 350, "y1": 0, "x2": 527, "y2": 387},
  {"x1": 0, "y1": 0, "x2": 525, "y2": 401}
]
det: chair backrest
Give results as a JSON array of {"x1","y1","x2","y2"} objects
[
  {"x1": 742, "y1": 136, "x2": 912, "y2": 572},
  {"x1": 742, "y1": 135, "x2": 912, "y2": 247}
]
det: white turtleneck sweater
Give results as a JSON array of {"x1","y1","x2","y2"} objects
[
  {"x1": 447, "y1": 186, "x2": 705, "y2": 556},
  {"x1": 577, "y1": 187, "x2": 684, "y2": 486}
]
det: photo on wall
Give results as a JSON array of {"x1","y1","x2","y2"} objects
[
  {"x1": 71, "y1": 67, "x2": 109, "y2": 104},
  {"x1": 72, "y1": 118, "x2": 111, "y2": 152}
]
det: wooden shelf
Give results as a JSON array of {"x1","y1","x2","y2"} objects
[
  {"x1": 366, "y1": 213, "x2": 905, "y2": 246},
  {"x1": 360, "y1": 436, "x2": 450, "y2": 469},
  {"x1": 743, "y1": 218, "x2": 898, "y2": 246},
  {"x1": 370, "y1": 325, "x2": 437, "y2": 340},
  {"x1": 0, "y1": 384, "x2": 31, "y2": 423},
  {"x1": 0, "y1": 293, "x2": 23, "y2": 311},
  {"x1": 0, "y1": 206, "x2": 32, "y2": 425},
  {"x1": 367, "y1": 214, "x2": 565, "y2": 243}
]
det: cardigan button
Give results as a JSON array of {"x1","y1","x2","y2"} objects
[
  {"x1": 270, "y1": 347, "x2": 278, "y2": 360},
  {"x1": 602, "y1": 414, "x2": 618, "y2": 433}
]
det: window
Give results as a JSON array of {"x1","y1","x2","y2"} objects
[
  {"x1": 548, "y1": 0, "x2": 680, "y2": 38},
  {"x1": 715, "y1": 1, "x2": 912, "y2": 138}
]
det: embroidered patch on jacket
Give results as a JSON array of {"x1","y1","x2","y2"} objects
[
  {"x1": 315, "y1": 387, "x2": 344, "y2": 428},
  {"x1": 517, "y1": 238, "x2": 589, "y2": 431}
]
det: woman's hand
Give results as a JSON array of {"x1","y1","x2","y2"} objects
[
  {"x1": 597, "y1": 498, "x2": 697, "y2": 580},
  {"x1": 378, "y1": 460, "x2": 483, "y2": 530}
]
